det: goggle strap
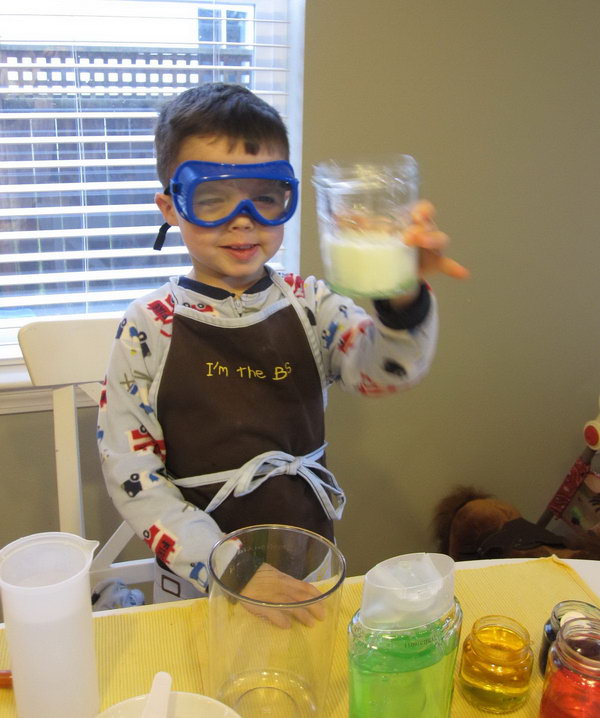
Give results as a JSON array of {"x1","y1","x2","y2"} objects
[{"x1": 153, "y1": 222, "x2": 171, "y2": 251}]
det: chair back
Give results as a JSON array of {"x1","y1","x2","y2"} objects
[
  {"x1": 18, "y1": 317, "x2": 154, "y2": 589},
  {"x1": 18, "y1": 317, "x2": 118, "y2": 387}
]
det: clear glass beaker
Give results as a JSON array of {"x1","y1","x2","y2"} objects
[
  {"x1": 207, "y1": 524, "x2": 346, "y2": 718},
  {"x1": 312, "y1": 156, "x2": 420, "y2": 299},
  {"x1": 0, "y1": 532, "x2": 100, "y2": 718}
]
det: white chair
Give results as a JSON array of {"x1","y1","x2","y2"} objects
[{"x1": 18, "y1": 317, "x2": 154, "y2": 588}]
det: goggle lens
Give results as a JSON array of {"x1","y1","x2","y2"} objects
[
  {"x1": 192, "y1": 178, "x2": 294, "y2": 224},
  {"x1": 168, "y1": 160, "x2": 299, "y2": 228}
]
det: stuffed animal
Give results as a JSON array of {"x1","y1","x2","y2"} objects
[
  {"x1": 433, "y1": 399, "x2": 600, "y2": 562},
  {"x1": 432, "y1": 485, "x2": 600, "y2": 562}
]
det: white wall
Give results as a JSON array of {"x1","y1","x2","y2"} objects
[{"x1": 2, "y1": 0, "x2": 599, "y2": 580}]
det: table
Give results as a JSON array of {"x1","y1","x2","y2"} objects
[{"x1": 1, "y1": 557, "x2": 599, "y2": 716}]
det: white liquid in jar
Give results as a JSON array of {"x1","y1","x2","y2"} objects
[{"x1": 322, "y1": 231, "x2": 417, "y2": 298}]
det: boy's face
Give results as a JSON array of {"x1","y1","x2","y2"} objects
[{"x1": 156, "y1": 135, "x2": 287, "y2": 294}]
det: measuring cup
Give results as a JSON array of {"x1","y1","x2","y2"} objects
[
  {"x1": 0, "y1": 532, "x2": 100, "y2": 718},
  {"x1": 207, "y1": 524, "x2": 346, "y2": 717},
  {"x1": 312, "y1": 156, "x2": 420, "y2": 298}
]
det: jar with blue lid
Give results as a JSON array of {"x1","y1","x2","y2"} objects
[{"x1": 539, "y1": 600, "x2": 600, "y2": 673}]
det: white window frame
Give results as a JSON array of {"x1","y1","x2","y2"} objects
[
  {"x1": 0, "y1": 0, "x2": 306, "y2": 413},
  {"x1": 198, "y1": 3, "x2": 255, "y2": 48}
]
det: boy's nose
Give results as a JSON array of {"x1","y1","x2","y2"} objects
[{"x1": 228, "y1": 211, "x2": 256, "y2": 230}]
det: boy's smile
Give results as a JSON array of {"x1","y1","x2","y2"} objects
[{"x1": 155, "y1": 135, "x2": 287, "y2": 294}]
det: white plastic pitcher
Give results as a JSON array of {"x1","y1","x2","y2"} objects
[{"x1": 0, "y1": 532, "x2": 100, "y2": 718}]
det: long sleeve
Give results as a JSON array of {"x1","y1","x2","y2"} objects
[{"x1": 97, "y1": 284, "x2": 223, "y2": 591}]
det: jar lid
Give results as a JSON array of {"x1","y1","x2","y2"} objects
[{"x1": 360, "y1": 552, "x2": 455, "y2": 630}]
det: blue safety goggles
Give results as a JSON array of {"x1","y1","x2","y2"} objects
[
  {"x1": 172, "y1": 159, "x2": 298, "y2": 224},
  {"x1": 154, "y1": 160, "x2": 299, "y2": 250}
]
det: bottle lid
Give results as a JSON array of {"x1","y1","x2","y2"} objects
[{"x1": 360, "y1": 552, "x2": 455, "y2": 630}]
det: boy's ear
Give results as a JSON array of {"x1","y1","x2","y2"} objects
[{"x1": 155, "y1": 192, "x2": 178, "y2": 225}]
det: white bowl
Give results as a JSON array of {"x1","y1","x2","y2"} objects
[{"x1": 97, "y1": 691, "x2": 242, "y2": 718}]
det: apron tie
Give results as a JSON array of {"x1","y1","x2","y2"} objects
[{"x1": 171, "y1": 444, "x2": 346, "y2": 520}]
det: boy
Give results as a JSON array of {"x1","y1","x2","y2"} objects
[{"x1": 98, "y1": 83, "x2": 469, "y2": 603}]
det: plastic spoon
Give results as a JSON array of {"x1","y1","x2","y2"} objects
[{"x1": 141, "y1": 671, "x2": 172, "y2": 718}]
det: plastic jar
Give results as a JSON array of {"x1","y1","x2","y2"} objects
[
  {"x1": 458, "y1": 615, "x2": 533, "y2": 713},
  {"x1": 539, "y1": 600, "x2": 600, "y2": 674},
  {"x1": 539, "y1": 617, "x2": 600, "y2": 718},
  {"x1": 347, "y1": 552, "x2": 462, "y2": 718},
  {"x1": 348, "y1": 600, "x2": 462, "y2": 718}
]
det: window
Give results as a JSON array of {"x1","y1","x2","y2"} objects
[
  {"x1": 0, "y1": 0, "x2": 305, "y2": 361},
  {"x1": 198, "y1": 4, "x2": 254, "y2": 47}
]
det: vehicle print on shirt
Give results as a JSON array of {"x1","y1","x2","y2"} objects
[
  {"x1": 122, "y1": 468, "x2": 166, "y2": 497},
  {"x1": 146, "y1": 292, "x2": 215, "y2": 336},
  {"x1": 357, "y1": 372, "x2": 398, "y2": 396},
  {"x1": 147, "y1": 293, "x2": 175, "y2": 337},
  {"x1": 128, "y1": 326, "x2": 151, "y2": 358},
  {"x1": 338, "y1": 319, "x2": 375, "y2": 354},
  {"x1": 189, "y1": 561, "x2": 209, "y2": 591},
  {"x1": 119, "y1": 373, "x2": 154, "y2": 415},
  {"x1": 127, "y1": 424, "x2": 166, "y2": 460},
  {"x1": 119, "y1": 322, "x2": 149, "y2": 356},
  {"x1": 383, "y1": 358, "x2": 407, "y2": 378},
  {"x1": 322, "y1": 320, "x2": 343, "y2": 349},
  {"x1": 119, "y1": 370, "x2": 152, "y2": 388},
  {"x1": 116, "y1": 317, "x2": 127, "y2": 339},
  {"x1": 283, "y1": 272, "x2": 305, "y2": 298},
  {"x1": 181, "y1": 300, "x2": 215, "y2": 313},
  {"x1": 143, "y1": 522, "x2": 179, "y2": 565}
]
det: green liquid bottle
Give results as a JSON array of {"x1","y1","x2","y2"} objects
[{"x1": 347, "y1": 553, "x2": 462, "y2": 718}]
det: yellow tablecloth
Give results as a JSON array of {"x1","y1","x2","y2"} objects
[{"x1": 1, "y1": 557, "x2": 599, "y2": 716}]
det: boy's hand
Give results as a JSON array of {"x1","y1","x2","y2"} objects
[
  {"x1": 240, "y1": 562, "x2": 326, "y2": 628},
  {"x1": 404, "y1": 200, "x2": 470, "y2": 281},
  {"x1": 389, "y1": 200, "x2": 470, "y2": 309}
]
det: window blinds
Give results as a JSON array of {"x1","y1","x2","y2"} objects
[{"x1": 0, "y1": 0, "x2": 300, "y2": 356}]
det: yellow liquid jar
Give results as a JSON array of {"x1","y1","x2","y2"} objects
[{"x1": 458, "y1": 615, "x2": 534, "y2": 713}]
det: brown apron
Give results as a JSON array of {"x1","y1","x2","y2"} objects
[{"x1": 157, "y1": 276, "x2": 343, "y2": 546}]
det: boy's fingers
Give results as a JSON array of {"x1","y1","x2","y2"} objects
[
  {"x1": 404, "y1": 228, "x2": 449, "y2": 250},
  {"x1": 292, "y1": 607, "x2": 317, "y2": 627},
  {"x1": 244, "y1": 597, "x2": 323, "y2": 629},
  {"x1": 267, "y1": 607, "x2": 293, "y2": 629},
  {"x1": 241, "y1": 564, "x2": 327, "y2": 627},
  {"x1": 422, "y1": 253, "x2": 470, "y2": 279},
  {"x1": 410, "y1": 199, "x2": 436, "y2": 224},
  {"x1": 439, "y1": 256, "x2": 470, "y2": 279},
  {"x1": 246, "y1": 604, "x2": 292, "y2": 628},
  {"x1": 280, "y1": 581, "x2": 327, "y2": 622}
]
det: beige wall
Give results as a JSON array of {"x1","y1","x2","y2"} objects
[
  {"x1": 2, "y1": 0, "x2": 599, "y2": 580},
  {"x1": 300, "y1": 0, "x2": 600, "y2": 574}
]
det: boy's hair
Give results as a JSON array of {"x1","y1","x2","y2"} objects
[{"x1": 154, "y1": 82, "x2": 290, "y2": 186}]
